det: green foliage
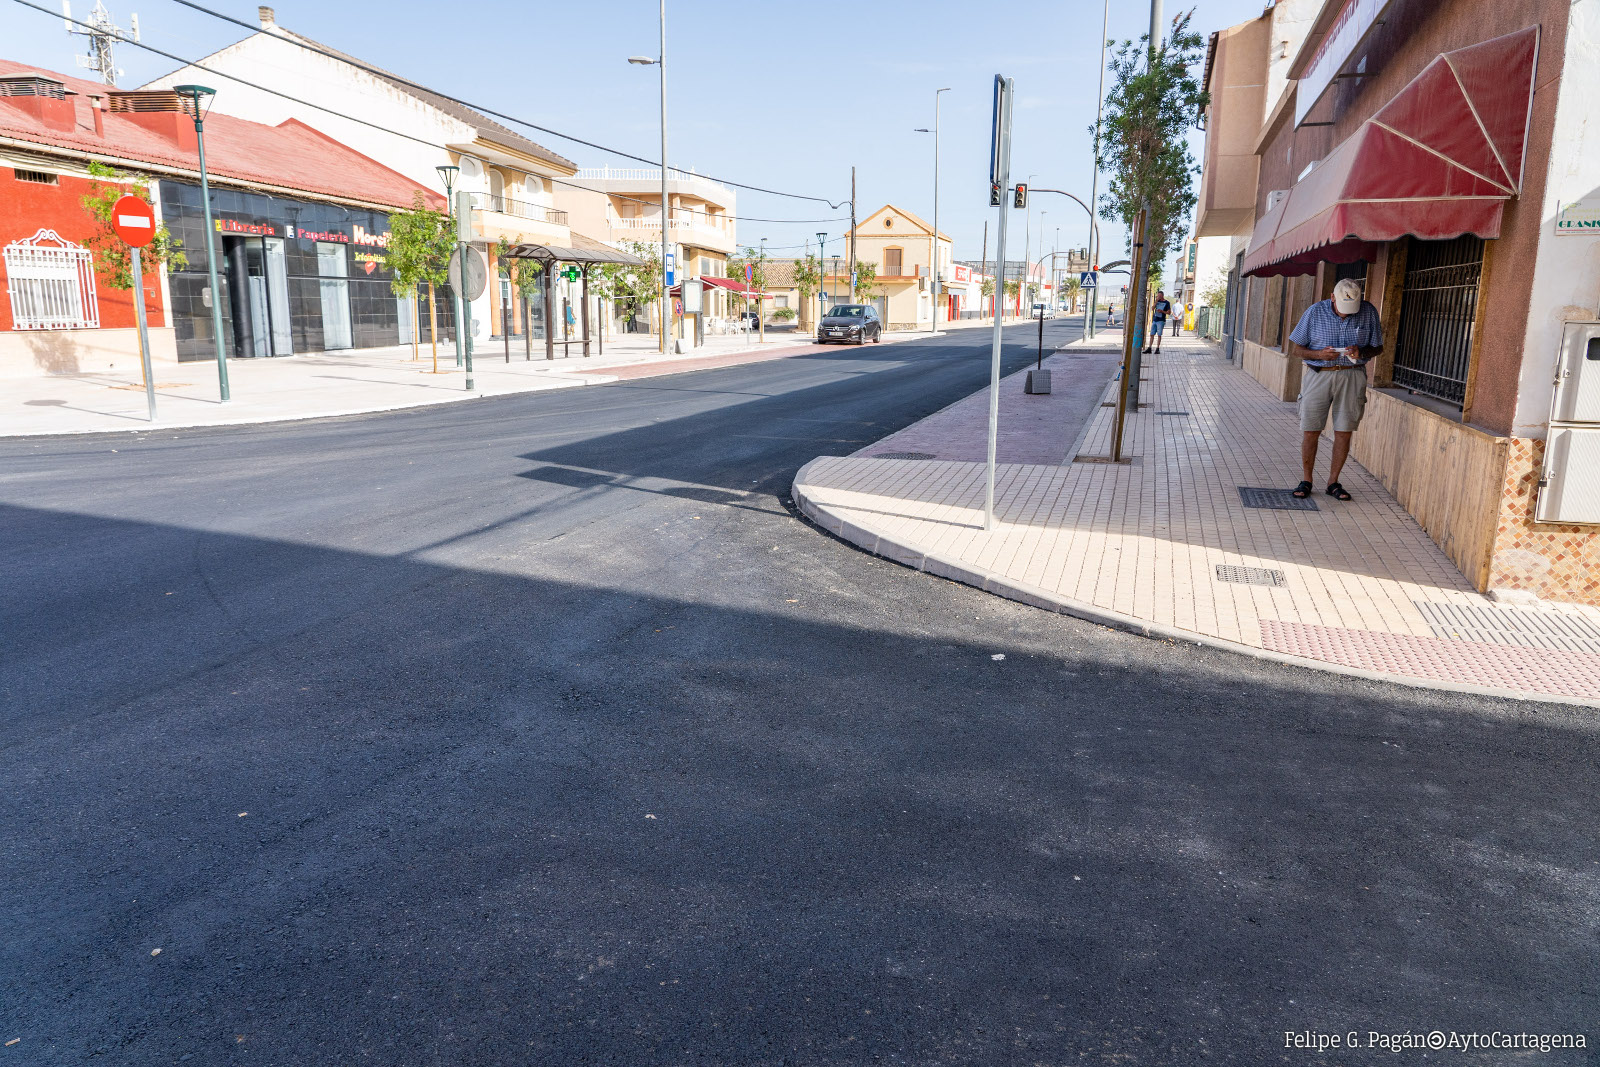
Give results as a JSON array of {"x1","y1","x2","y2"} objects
[
  {"x1": 388, "y1": 193, "x2": 457, "y2": 297},
  {"x1": 773, "y1": 306, "x2": 796, "y2": 322},
  {"x1": 494, "y1": 235, "x2": 545, "y2": 303},
  {"x1": 792, "y1": 254, "x2": 820, "y2": 303},
  {"x1": 1094, "y1": 11, "x2": 1209, "y2": 268},
  {"x1": 851, "y1": 260, "x2": 879, "y2": 302},
  {"x1": 1003, "y1": 278, "x2": 1021, "y2": 298},
  {"x1": 980, "y1": 278, "x2": 994, "y2": 298},
  {"x1": 1200, "y1": 266, "x2": 1229, "y2": 309},
  {"x1": 608, "y1": 240, "x2": 662, "y2": 313},
  {"x1": 79, "y1": 161, "x2": 186, "y2": 290},
  {"x1": 1062, "y1": 276, "x2": 1083, "y2": 307}
]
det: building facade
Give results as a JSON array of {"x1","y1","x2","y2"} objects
[
  {"x1": 0, "y1": 63, "x2": 440, "y2": 377},
  {"x1": 846, "y1": 205, "x2": 951, "y2": 331},
  {"x1": 1200, "y1": 0, "x2": 1600, "y2": 605}
]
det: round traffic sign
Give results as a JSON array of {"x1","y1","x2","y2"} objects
[
  {"x1": 447, "y1": 246, "x2": 488, "y2": 301},
  {"x1": 111, "y1": 194, "x2": 157, "y2": 248}
]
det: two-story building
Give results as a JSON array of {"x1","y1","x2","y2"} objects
[
  {"x1": 845, "y1": 205, "x2": 951, "y2": 331},
  {"x1": 561, "y1": 166, "x2": 737, "y2": 338},
  {"x1": 143, "y1": 6, "x2": 579, "y2": 352},
  {"x1": 0, "y1": 60, "x2": 441, "y2": 377},
  {"x1": 1198, "y1": 0, "x2": 1600, "y2": 606}
]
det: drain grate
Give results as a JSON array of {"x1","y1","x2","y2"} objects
[
  {"x1": 1216, "y1": 564, "x2": 1287, "y2": 587},
  {"x1": 1155, "y1": 410, "x2": 1190, "y2": 416},
  {"x1": 1238, "y1": 486, "x2": 1319, "y2": 511},
  {"x1": 873, "y1": 451, "x2": 936, "y2": 460},
  {"x1": 1415, "y1": 601, "x2": 1600, "y2": 653}
]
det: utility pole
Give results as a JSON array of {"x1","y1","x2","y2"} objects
[
  {"x1": 64, "y1": 1, "x2": 138, "y2": 87},
  {"x1": 1021, "y1": 172, "x2": 1036, "y2": 318},
  {"x1": 1087, "y1": 0, "x2": 1110, "y2": 338},
  {"x1": 849, "y1": 166, "x2": 857, "y2": 305}
]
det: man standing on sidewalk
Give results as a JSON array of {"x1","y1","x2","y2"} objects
[
  {"x1": 1289, "y1": 278, "x2": 1384, "y2": 501},
  {"x1": 1144, "y1": 290, "x2": 1172, "y2": 354}
]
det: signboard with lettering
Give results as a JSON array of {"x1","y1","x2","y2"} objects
[
  {"x1": 1555, "y1": 200, "x2": 1600, "y2": 235},
  {"x1": 1295, "y1": 0, "x2": 1394, "y2": 128}
]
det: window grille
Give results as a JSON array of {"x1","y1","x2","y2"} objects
[
  {"x1": 1392, "y1": 235, "x2": 1484, "y2": 406},
  {"x1": 3, "y1": 228, "x2": 98, "y2": 330}
]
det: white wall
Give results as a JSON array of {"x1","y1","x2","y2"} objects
[{"x1": 1512, "y1": 0, "x2": 1600, "y2": 439}]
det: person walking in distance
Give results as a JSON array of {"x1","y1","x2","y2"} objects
[
  {"x1": 1289, "y1": 278, "x2": 1384, "y2": 501},
  {"x1": 1144, "y1": 289, "x2": 1172, "y2": 354}
]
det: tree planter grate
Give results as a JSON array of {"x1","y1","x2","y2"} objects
[
  {"x1": 873, "y1": 452, "x2": 937, "y2": 460},
  {"x1": 1238, "y1": 487, "x2": 1319, "y2": 511}
]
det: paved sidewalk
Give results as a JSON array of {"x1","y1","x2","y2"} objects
[{"x1": 793, "y1": 333, "x2": 1600, "y2": 705}]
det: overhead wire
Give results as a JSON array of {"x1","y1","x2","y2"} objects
[
  {"x1": 161, "y1": 0, "x2": 847, "y2": 207},
  {"x1": 14, "y1": 0, "x2": 848, "y2": 225}
]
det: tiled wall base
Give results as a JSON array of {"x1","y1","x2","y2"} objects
[{"x1": 1488, "y1": 437, "x2": 1600, "y2": 606}]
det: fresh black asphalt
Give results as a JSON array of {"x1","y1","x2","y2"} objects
[{"x1": 2, "y1": 320, "x2": 1596, "y2": 1065}]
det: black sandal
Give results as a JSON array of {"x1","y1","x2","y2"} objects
[
  {"x1": 1326, "y1": 482, "x2": 1352, "y2": 501},
  {"x1": 1292, "y1": 480, "x2": 1313, "y2": 499}
]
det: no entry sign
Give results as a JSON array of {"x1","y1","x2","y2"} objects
[{"x1": 111, "y1": 195, "x2": 156, "y2": 247}]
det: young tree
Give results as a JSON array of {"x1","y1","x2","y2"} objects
[
  {"x1": 389, "y1": 193, "x2": 457, "y2": 367},
  {"x1": 610, "y1": 239, "x2": 661, "y2": 333},
  {"x1": 851, "y1": 260, "x2": 879, "y2": 303},
  {"x1": 1199, "y1": 266, "x2": 1228, "y2": 311},
  {"x1": 793, "y1": 253, "x2": 820, "y2": 329},
  {"x1": 1062, "y1": 276, "x2": 1083, "y2": 312},
  {"x1": 494, "y1": 236, "x2": 545, "y2": 356},
  {"x1": 80, "y1": 161, "x2": 186, "y2": 291},
  {"x1": 1095, "y1": 10, "x2": 1208, "y2": 349}
]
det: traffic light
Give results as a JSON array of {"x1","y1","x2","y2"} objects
[
  {"x1": 1013, "y1": 183, "x2": 1027, "y2": 208},
  {"x1": 990, "y1": 181, "x2": 1002, "y2": 206}
]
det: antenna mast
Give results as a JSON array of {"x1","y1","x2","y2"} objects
[{"x1": 63, "y1": 1, "x2": 140, "y2": 87}]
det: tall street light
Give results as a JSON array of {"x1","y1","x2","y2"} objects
[
  {"x1": 1088, "y1": 0, "x2": 1110, "y2": 337},
  {"x1": 174, "y1": 84, "x2": 228, "y2": 402},
  {"x1": 628, "y1": 10, "x2": 669, "y2": 353},
  {"x1": 436, "y1": 164, "x2": 461, "y2": 369},
  {"x1": 912, "y1": 86, "x2": 951, "y2": 334},
  {"x1": 815, "y1": 232, "x2": 827, "y2": 327}
]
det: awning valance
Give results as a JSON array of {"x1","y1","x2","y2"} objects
[{"x1": 1243, "y1": 26, "x2": 1538, "y2": 278}]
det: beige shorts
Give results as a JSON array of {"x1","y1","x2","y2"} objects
[{"x1": 1299, "y1": 365, "x2": 1368, "y2": 432}]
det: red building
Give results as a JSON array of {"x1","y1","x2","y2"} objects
[{"x1": 0, "y1": 60, "x2": 443, "y2": 379}]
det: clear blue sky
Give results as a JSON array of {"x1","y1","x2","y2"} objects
[{"x1": 7, "y1": 0, "x2": 1269, "y2": 274}]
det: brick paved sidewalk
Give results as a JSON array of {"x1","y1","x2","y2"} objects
[{"x1": 793, "y1": 334, "x2": 1600, "y2": 705}]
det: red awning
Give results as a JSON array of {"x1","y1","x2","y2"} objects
[
  {"x1": 1243, "y1": 27, "x2": 1538, "y2": 277},
  {"x1": 668, "y1": 275, "x2": 770, "y2": 297}
]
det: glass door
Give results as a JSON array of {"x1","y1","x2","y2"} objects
[
  {"x1": 263, "y1": 237, "x2": 292, "y2": 355},
  {"x1": 317, "y1": 241, "x2": 352, "y2": 350}
]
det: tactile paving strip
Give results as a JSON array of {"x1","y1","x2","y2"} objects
[
  {"x1": 1259, "y1": 619, "x2": 1600, "y2": 699},
  {"x1": 1414, "y1": 601, "x2": 1600, "y2": 653}
]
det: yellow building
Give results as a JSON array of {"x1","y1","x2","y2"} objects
[{"x1": 843, "y1": 205, "x2": 953, "y2": 331}]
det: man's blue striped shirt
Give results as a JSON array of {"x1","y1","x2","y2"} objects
[{"x1": 1288, "y1": 299, "x2": 1383, "y2": 368}]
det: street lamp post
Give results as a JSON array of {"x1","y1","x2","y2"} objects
[
  {"x1": 173, "y1": 84, "x2": 228, "y2": 402},
  {"x1": 831, "y1": 255, "x2": 840, "y2": 304},
  {"x1": 1088, "y1": 0, "x2": 1110, "y2": 338},
  {"x1": 435, "y1": 164, "x2": 461, "y2": 371},
  {"x1": 815, "y1": 231, "x2": 826, "y2": 329},
  {"x1": 913, "y1": 86, "x2": 951, "y2": 334},
  {"x1": 628, "y1": 5, "x2": 669, "y2": 353}
]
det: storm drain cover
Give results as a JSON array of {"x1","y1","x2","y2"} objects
[
  {"x1": 1216, "y1": 565, "x2": 1287, "y2": 587},
  {"x1": 1156, "y1": 410, "x2": 1190, "y2": 416},
  {"x1": 873, "y1": 451, "x2": 937, "y2": 460},
  {"x1": 1238, "y1": 486, "x2": 1319, "y2": 511}
]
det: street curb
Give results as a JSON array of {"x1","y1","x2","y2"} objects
[
  {"x1": 791, "y1": 458, "x2": 1599, "y2": 710},
  {"x1": 1, "y1": 373, "x2": 618, "y2": 440}
]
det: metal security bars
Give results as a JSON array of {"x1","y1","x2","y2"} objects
[
  {"x1": 1392, "y1": 235, "x2": 1484, "y2": 405},
  {"x1": 3, "y1": 229, "x2": 98, "y2": 330}
]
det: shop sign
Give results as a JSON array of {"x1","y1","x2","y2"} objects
[
  {"x1": 1555, "y1": 200, "x2": 1600, "y2": 235},
  {"x1": 1296, "y1": 0, "x2": 1394, "y2": 127},
  {"x1": 354, "y1": 251, "x2": 388, "y2": 274},
  {"x1": 291, "y1": 226, "x2": 349, "y2": 243},
  {"x1": 214, "y1": 218, "x2": 278, "y2": 236},
  {"x1": 351, "y1": 223, "x2": 391, "y2": 248},
  {"x1": 953, "y1": 264, "x2": 971, "y2": 284}
]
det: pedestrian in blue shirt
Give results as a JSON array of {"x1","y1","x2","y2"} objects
[
  {"x1": 1288, "y1": 278, "x2": 1384, "y2": 501},
  {"x1": 1144, "y1": 290, "x2": 1172, "y2": 354}
]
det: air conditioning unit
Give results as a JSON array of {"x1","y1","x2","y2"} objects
[{"x1": 1266, "y1": 189, "x2": 1289, "y2": 211}]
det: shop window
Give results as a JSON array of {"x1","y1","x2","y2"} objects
[
  {"x1": 1244, "y1": 276, "x2": 1265, "y2": 344},
  {"x1": 3, "y1": 228, "x2": 98, "y2": 330},
  {"x1": 1261, "y1": 275, "x2": 1287, "y2": 349},
  {"x1": 1392, "y1": 235, "x2": 1484, "y2": 406}
]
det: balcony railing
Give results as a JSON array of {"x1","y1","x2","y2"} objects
[
  {"x1": 611, "y1": 215, "x2": 730, "y2": 233},
  {"x1": 468, "y1": 192, "x2": 568, "y2": 227},
  {"x1": 577, "y1": 165, "x2": 728, "y2": 192}
]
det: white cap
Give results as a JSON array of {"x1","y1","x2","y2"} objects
[{"x1": 1333, "y1": 278, "x2": 1363, "y2": 315}]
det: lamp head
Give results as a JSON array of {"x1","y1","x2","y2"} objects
[
  {"x1": 914, "y1": 128, "x2": 930, "y2": 133},
  {"x1": 627, "y1": 56, "x2": 658, "y2": 65},
  {"x1": 436, "y1": 163, "x2": 460, "y2": 193},
  {"x1": 172, "y1": 83, "x2": 216, "y2": 121}
]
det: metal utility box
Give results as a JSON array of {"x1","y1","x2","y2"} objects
[
  {"x1": 1536, "y1": 321, "x2": 1600, "y2": 524},
  {"x1": 1551, "y1": 321, "x2": 1600, "y2": 423},
  {"x1": 1535, "y1": 427, "x2": 1600, "y2": 524}
]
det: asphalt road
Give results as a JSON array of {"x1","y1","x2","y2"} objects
[{"x1": 2, "y1": 319, "x2": 1597, "y2": 1066}]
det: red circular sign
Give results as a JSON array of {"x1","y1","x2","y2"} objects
[{"x1": 111, "y1": 194, "x2": 157, "y2": 248}]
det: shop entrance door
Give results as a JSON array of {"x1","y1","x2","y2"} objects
[
  {"x1": 223, "y1": 235, "x2": 291, "y2": 358},
  {"x1": 317, "y1": 241, "x2": 353, "y2": 350}
]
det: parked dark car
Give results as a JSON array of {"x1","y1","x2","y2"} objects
[
  {"x1": 816, "y1": 304, "x2": 883, "y2": 345},
  {"x1": 739, "y1": 311, "x2": 761, "y2": 330}
]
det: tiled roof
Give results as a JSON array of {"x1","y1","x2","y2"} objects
[
  {"x1": 0, "y1": 59, "x2": 443, "y2": 211},
  {"x1": 276, "y1": 28, "x2": 577, "y2": 174},
  {"x1": 763, "y1": 260, "x2": 798, "y2": 287}
]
